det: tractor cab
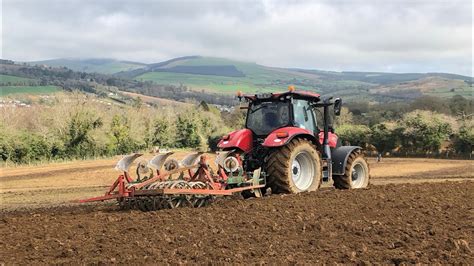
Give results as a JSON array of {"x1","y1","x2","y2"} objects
[
  {"x1": 244, "y1": 93, "x2": 320, "y2": 137},
  {"x1": 241, "y1": 90, "x2": 341, "y2": 141}
]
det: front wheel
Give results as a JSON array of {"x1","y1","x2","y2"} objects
[
  {"x1": 265, "y1": 138, "x2": 322, "y2": 194},
  {"x1": 333, "y1": 152, "x2": 370, "y2": 189}
]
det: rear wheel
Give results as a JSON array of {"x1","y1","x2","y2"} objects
[
  {"x1": 333, "y1": 151, "x2": 370, "y2": 189},
  {"x1": 265, "y1": 138, "x2": 321, "y2": 194}
]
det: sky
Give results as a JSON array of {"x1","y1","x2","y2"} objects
[{"x1": 2, "y1": 0, "x2": 473, "y2": 76}]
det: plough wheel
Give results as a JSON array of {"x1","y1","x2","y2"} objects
[
  {"x1": 118, "y1": 198, "x2": 129, "y2": 210},
  {"x1": 189, "y1": 182, "x2": 208, "y2": 208}
]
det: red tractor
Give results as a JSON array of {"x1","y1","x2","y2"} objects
[
  {"x1": 218, "y1": 88, "x2": 370, "y2": 195},
  {"x1": 78, "y1": 88, "x2": 369, "y2": 211}
]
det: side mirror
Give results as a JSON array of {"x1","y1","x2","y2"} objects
[{"x1": 334, "y1": 98, "x2": 342, "y2": 116}]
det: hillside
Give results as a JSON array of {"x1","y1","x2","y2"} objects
[
  {"x1": 117, "y1": 56, "x2": 472, "y2": 102},
  {"x1": 24, "y1": 56, "x2": 472, "y2": 102},
  {"x1": 29, "y1": 58, "x2": 145, "y2": 74},
  {"x1": 0, "y1": 60, "x2": 235, "y2": 105}
]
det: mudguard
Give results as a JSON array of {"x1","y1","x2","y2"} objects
[
  {"x1": 217, "y1": 129, "x2": 253, "y2": 153},
  {"x1": 262, "y1": 127, "x2": 316, "y2": 147},
  {"x1": 331, "y1": 146, "x2": 361, "y2": 175}
]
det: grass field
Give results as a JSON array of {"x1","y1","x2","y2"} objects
[
  {"x1": 136, "y1": 56, "x2": 324, "y2": 93},
  {"x1": 137, "y1": 72, "x2": 284, "y2": 93},
  {"x1": 0, "y1": 85, "x2": 60, "y2": 95},
  {"x1": 427, "y1": 87, "x2": 473, "y2": 98},
  {"x1": 0, "y1": 74, "x2": 36, "y2": 84}
]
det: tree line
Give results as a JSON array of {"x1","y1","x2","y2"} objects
[
  {"x1": 336, "y1": 109, "x2": 473, "y2": 157},
  {"x1": 0, "y1": 93, "x2": 240, "y2": 165}
]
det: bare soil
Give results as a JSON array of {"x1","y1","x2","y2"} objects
[
  {"x1": 1, "y1": 156, "x2": 472, "y2": 211},
  {"x1": 0, "y1": 182, "x2": 472, "y2": 264},
  {"x1": 0, "y1": 157, "x2": 473, "y2": 264}
]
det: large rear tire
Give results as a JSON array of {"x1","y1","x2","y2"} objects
[
  {"x1": 265, "y1": 138, "x2": 321, "y2": 194},
  {"x1": 333, "y1": 151, "x2": 370, "y2": 189}
]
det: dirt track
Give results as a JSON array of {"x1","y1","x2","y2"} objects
[{"x1": 0, "y1": 157, "x2": 473, "y2": 264}]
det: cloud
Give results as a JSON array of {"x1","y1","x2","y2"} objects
[{"x1": 2, "y1": 0, "x2": 472, "y2": 75}]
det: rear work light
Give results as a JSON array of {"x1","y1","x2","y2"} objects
[{"x1": 276, "y1": 132, "x2": 289, "y2": 138}]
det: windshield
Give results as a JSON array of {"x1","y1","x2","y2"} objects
[{"x1": 246, "y1": 101, "x2": 290, "y2": 135}]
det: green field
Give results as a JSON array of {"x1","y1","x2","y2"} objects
[
  {"x1": 426, "y1": 87, "x2": 473, "y2": 98},
  {"x1": 137, "y1": 72, "x2": 285, "y2": 93},
  {"x1": 0, "y1": 86, "x2": 60, "y2": 96},
  {"x1": 137, "y1": 57, "x2": 323, "y2": 93},
  {"x1": 0, "y1": 74, "x2": 36, "y2": 85}
]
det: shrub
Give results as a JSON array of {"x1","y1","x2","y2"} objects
[
  {"x1": 176, "y1": 114, "x2": 201, "y2": 148},
  {"x1": 399, "y1": 110, "x2": 452, "y2": 153},
  {"x1": 64, "y1": 110, "x2": 103, "y2": 158},
  {"x1": 109, "y1": 115, "x2": 138, "y2": 155},
  {"x1": 452, "y1": 120, "x2": 474, "y2": 154},
  {"x1": 336, "y1": 124, "x2": 371, "y2": 147},
  {"x1": 150, "y1": 117, "x2": 174, "y2": 148}
]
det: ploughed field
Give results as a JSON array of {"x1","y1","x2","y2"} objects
[{"x1": 0, "y1": 157, "x2": 473, "y2": 264}]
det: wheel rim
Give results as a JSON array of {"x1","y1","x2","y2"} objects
[
  {"x1": 351, "y1": 162, "x2": 367, "y2": 188},
  {"x1": 291, "y1": 151, "x2": 315, "y2": 191}
]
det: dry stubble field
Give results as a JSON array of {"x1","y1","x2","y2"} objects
[{"x1": 0, "y1": 154, "x2": 473, "y2": 264}]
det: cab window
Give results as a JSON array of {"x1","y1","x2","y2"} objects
[{"x1": 293, "y1": 100, "x2": 316, "y2": 133}]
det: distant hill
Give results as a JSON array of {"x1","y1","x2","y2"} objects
[
  {"x1": 0, "y1": 60, "x2": 235, "y2": 105},
  {"x1": 116, "y1": 56, "x2": 472, "y2": 102},
  {"x1": 28, "y1": 56, "x2": 472, "y2": 102},
  {"x1": 29, "y1": 58, "x2": 146, "y2": 74}
]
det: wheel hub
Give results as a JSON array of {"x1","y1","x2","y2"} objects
[
  {"x1": 351, "y1": 162, "x2": 366, "y2": 188},
  {"x1": 292, "y1": 162, "x2": 301, "y2": 176},
  {"x1": 291, "y1": 151, "x2": 315, "y2": 191}
]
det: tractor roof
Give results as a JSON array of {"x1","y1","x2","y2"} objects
[{"x1": 241, "y1": 90, "x2": 321, "y2": 102}]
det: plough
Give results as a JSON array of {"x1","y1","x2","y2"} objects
[{"x1": 78, "y1": 151, "x2": 266, "y2": 211}]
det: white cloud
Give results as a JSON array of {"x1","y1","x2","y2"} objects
[{"x1": 2, "y1": 0, "x2": 472, "y2": 75}]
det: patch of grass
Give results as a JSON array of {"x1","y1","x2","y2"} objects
[
  {"x1": 426, "y1": 87, "x2": 473, "y2": 98},
  {"x1": 137, "y1": 72, "x2": 290, "y2": 93},
  {"x1": 0, "y1": 86, "x2": 60, "y2": 96},
  {"x1": 0, "y1": 74, "x2": 36, "y2": 85}
]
